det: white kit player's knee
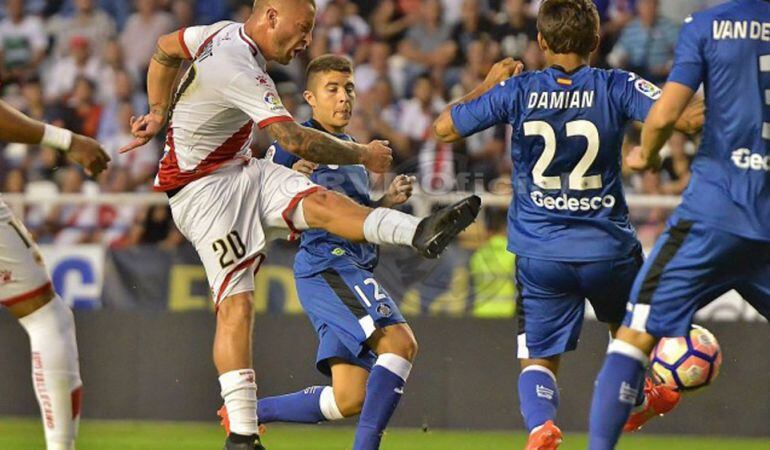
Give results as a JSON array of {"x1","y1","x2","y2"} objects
[{"x1": 18, "y1": 295, "x2": 82, "y2": 450}]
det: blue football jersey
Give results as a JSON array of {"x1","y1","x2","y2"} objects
[
  {"x1": 452, "y1": 66, "x2": 659, "y2": 261},
  {"x1": 268, "y1": 120, "x2": 378, "y2": 276},
  {"x1": 666, "y1": 0, "x2": 770, "y2": 242}
]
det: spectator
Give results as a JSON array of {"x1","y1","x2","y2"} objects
[
  {"x1": 45, "y1": 36, "x2": 102, "y2": 102},
  {"x1": 0, "y1": 0, "x2": 47, "y2": 85},
  {"x1": 492, "y1": 0, "x2": 540, "y2": 70},
  {"x1": 469, "y1": 207, "x2": 516, "y2": 318},
  {"x1": 397, "y1": 0, "x2": 457, "y2": 85},
  {"x1": 120, "y1": 0, "x2": 175, "y2": 74},
  {"x1": 371, "y1": 0, "x2": 418, "y2": 48},
  {"x1": 354, "y1": 40, "x2": 394, "y2": 94},
  {"x1": 48, "y1": 0, "x2": 117, "y2": 58},
  {"x1": 48, "y1": 167, "x2": 97, "y2": 244},
  {"x1": 608, "y1": 0, "x2": 679, "y2": 84},
  {"x1": 70, "y1": 76, "x2": 103, "y2": 138},
  {"x1": 171, "y1": 0, "x2": 195, "y2": 29},
  {"x1": 310, "y1": 1, "x2": 370, "y2": 62},
  {"x1": 98, "y1": 69, "x2": 147, "y2": 143},
  {"x1": 358, "y1": 77, "x2": 412, "y2": 164},
  {"x1": 450, "y1": 0, "x2": 494, "y2": 66}
]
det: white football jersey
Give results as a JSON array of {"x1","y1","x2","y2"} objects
[
  {"x1": 154, "y1": 21, "x2": 293, "y2": 192},
  {"x1": 0, "y1": 198, "x2": 10, "y2": 222}
]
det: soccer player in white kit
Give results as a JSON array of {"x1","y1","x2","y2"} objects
[
  {"x1": 119, "y1": 1, "x2": 481, "y2": 448},
  {"x1": 0, "y1": 101, "x2": 109, "y2": 450}
]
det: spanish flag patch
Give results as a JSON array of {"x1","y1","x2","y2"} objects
[{"x1": 557, "y1": 78, "x2": 573, "y2": 86}]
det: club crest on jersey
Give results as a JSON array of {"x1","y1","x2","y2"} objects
[
  {"x1": 376, "y1": 302, "x2": 393, "y2": 318},
  {"x1": 256, "y1": 75, "x2": 269, "y2": 86},
  {"x1": 0, "y1": 270, "x2": 12, "y2": 285},
  {"x1": 635, "y1": 78, "x2": 661, "y2": 100},
  {"x1": 264, "y1": 91, "x2": 284, "y2": 112}
]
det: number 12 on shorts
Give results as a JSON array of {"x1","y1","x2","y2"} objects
[{"x1": 354, "y1": 277, "x2": 387, "y2": 307}]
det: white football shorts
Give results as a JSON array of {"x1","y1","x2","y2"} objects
[
  {"x1": 0, "y1": 207, "x2": 52, "y2": 306},
  {"x1": 169, "y1": 158, "x2": 321, "y2": 307}
]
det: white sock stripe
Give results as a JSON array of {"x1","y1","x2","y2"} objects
[
  {"x1": 521, "y1": 365, "x2": 557, "y2": 384},
  {"x1": 375, "y1": 353, "x2": 413, "y2": 381},
  {"x1": 517, "y1": 333, "x2": 530, "y2": 359},
  {"x1": 319, "y1": 386, "x2": 344, "y2": 420},
  {"x1": 607, "y1": 339, "x2": 649, "y2": 365}
]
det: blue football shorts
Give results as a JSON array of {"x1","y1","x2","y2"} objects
[
  {"x1": 295, "y1": 263, "x2": 406, "y2": 376},
  {"x1": 516, "y1": 247, "x2": 644, "y2": 359},
  {"x1": 624, "y1": 216, "x2": 770, "y2": 337}
]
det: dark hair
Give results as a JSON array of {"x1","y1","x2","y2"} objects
[
  {"x1": 537, "y1": 0, "x2": 600, "y2": 57},
  {"x1": 305, "y1": 54, "x2": 353, "y2": 84}
]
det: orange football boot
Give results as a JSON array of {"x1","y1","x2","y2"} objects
[
  {"x1": 525, "y1": 420, "x2": 563, "y2": 450},
  {"x1": 624, "y1": 378, "x2": 681, "y2": 432},
  {"x1": 217, "y1": 405, "x2": 266, "y2": 436}
]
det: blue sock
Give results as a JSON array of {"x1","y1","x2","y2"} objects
[
  {"x1": 353, "y1": 354, "x2": 412, "y2": 450},
  {"x1": 588, "y1": 341, "x2": 648, "y2": 450},
  {"x1": 518, "y1": 366, "x2": 560, "y2": 431},
  {"x1": 258, "y1": 386, "x2": 336, "y2": 424}
]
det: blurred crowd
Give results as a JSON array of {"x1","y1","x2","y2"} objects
[{"x1": 0, "y1": 0, "x2": 723, "y2": 247}]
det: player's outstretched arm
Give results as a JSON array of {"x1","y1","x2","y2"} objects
[
  {"x1": 631, "y1": 82, "x2": 697, "y2": 171},
  {"x1": 0, "y1": 100, "x2": 109, "y2": 176},
  {"x1": 375, "y1": 174, "x2": 415, "y2": 208},
  {"x1": 434, "y1": 58, "x2": 524, "y2": 143},
  {"x1": 121, "y1": 31, "x2": 188, "y2": 153},
  {"x1": 265, "y1": 120, "x2": 393, "y2": 173}
]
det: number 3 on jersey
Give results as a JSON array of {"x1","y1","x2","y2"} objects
[{"x1": 525, "y1": 120, "x2": 602, "y2": 191}]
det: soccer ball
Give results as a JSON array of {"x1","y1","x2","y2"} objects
[{"x1": 650, "y1": 325, "x2": 722, "y2": 392}]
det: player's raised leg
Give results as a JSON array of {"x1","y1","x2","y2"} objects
[
  {"x1": 352, "y1": 323, "x2": 417, "y2": 450},
  {"x1": 297, "y1": 188, "x2": 481, "y2": 259},
  {"x1": 1, "y1": 220, "x2": 83, "y2": 450}
]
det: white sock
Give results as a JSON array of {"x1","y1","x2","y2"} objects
[
  {"x1": 18, "y1": 296, "x2": 82, "y2": 450},
  {"x1": 219, "y1": 369, "x2": 259, "y2": 436},
  {"x1": 319, "y1": 386, "x2": 344, "y2": 420},
  {"x1": 375, "y1": 353, "x2": 413, "y2": 381},
  {"x1": 363, "y1": 208, "x2": 420, "y2": 246}
]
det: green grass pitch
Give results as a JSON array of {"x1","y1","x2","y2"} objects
[{"x1": 1, "y1": 418, "x2": 768, "y2": 449}]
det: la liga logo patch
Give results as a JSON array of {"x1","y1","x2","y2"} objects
[
  {"x1": 635, "y1": 78, "x2": 662, "y2": 100},
  {"x1": 264, "y1": 91, "x2": 285, "y2": 112}
]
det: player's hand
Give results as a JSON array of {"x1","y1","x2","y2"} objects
[
  {"x1": 484, "y1": 58, "x2": 524, "y2": 87},
  {"x1": 67, "y1": 134, "x2": 111, "y2": 177},
  {"x1": 119, "y1": 112, "x2": 165, "y2": 154},
  {"x1": 383, "y1": 174, "x2": 416, "y2": 207},
  {"x1": 361, "y1": 140, "x2": 393, "y2": 173},
  {"x1": 292, "y1": 159, "x2": 318, "y2": 177},
  {"x1": 626, "y1": 145, "x2": 662, "y2": 172}
]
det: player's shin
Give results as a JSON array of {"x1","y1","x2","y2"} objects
[
  {"x1": 18, "y1": 296, "x2": 82, "y2": 450},
  {"x1": 518, "y1": 365, "x2": 560, "y2": 432},
  {"x1": 258, "y1": 386, "x2": 343, "y2": 424},
  {"x1": 588, "y1": 340, "x2": 649, "y2": 450},
  {"x1": 352, "y1": 354, "x2": 412, "y2": 450}
]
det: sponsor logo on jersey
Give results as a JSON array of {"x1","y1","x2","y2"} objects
[
  {"x1": 264, "y1": 91, "x2": 284, "y2": 112},
  {"x1": 635, "y1": 78, "x2": 661, "y2": 100},
  {"x1": 530, "y1": 191, "x2": 616, "y2": 211},
  {"x1": 731, "y1": 148, "x2": 770, "y2": 171},
  {"x1": 376, "y1": 302, "x2": 393, "y2": 318},
  {"x1": 332, "y1": 247, "x2": 346, "y2": 256}
]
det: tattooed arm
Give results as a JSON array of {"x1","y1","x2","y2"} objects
[
  {"x1": 265, "y1": 120, "x2": 393, "y2": 173},
  {"x1": 121, "y1": 31, "x2": 188, "y2": 152}
]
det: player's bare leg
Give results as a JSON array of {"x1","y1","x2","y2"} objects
[
  {"x1": 8, "y1": 287, "x2": 82, "y2": 450},
  {"x1": 519, "y1": 357, "x2": 563, "y2": 450},
  {"x1": 214, "y1": 292, "x2": 264, "y2": 450},
  {"x1": 300, "y1": 190, "x2": 481, "y2": 258},
  {"x1": 351, "y1": 323, "x2": 418, "y2": 450}
]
